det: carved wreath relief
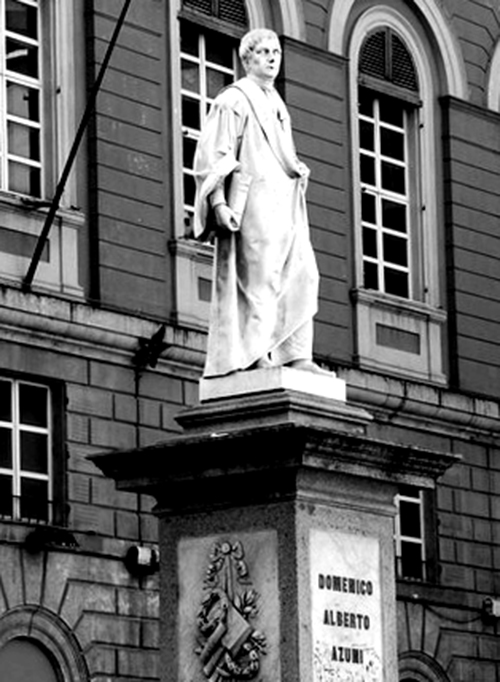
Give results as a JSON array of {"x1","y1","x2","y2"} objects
[{"x1": 195, "y1": 540, "x2": 267, "y2": 681}]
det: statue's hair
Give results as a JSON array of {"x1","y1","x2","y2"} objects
[{"x1": 239, "y1": 28, "x2": 280, "y2": 67}]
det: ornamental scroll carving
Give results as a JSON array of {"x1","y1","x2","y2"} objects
[{"x1": 195, "y1": 539, "x2": 267, "y2": 681}]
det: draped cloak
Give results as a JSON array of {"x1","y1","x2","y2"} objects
[{"x1": 194, "y1": 77, "x2": 319, "y2": 377}]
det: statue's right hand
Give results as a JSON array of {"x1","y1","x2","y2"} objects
[{"x1": 214, "y1": 204, "x2": 240, "y2": 233}]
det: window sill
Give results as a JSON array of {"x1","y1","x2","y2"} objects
[
  {"x1": 352, "y1": 288, "x2": 447, "y2": 385},
  {"x1": 0, "y1": 193, "x2": 84, "y2": 297}
]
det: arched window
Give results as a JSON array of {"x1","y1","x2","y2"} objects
[
  {"x1": 0, "y1": 607, "x2": 89, "y2": 682},
  {"x1": 399, "y1": 652, "x2": 451, "y2": 682},
  {"x1": 357, "y1": 28, "x2": 420, "y2": 300},
  {"x1": 0, "y1": 639, "x2": 60, "y2": 682},
  {"x1": 349, "y1": 7, "x2": 446, "y2": 384}
]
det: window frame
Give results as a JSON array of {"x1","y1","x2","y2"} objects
[
  {"x1": 168, "y1": 0, "x2": 249, "y2": 327},
  {"x1": 0, "y1": 374, "x2": 66, "y2": 526},
  {"x1": 348, "y1": 6, "x2": 446, "y2": 384},
  {"x1": 0, "y1": 0, "x2": 44, "y2": 198},
  {"x1": 358, "y1": 86, "x2": 418, "y2": 300},
  {"x1": 0, "y1": 0, "x2": 83, "y2": 296},
  {"x1": 394, "y1": 487, "x2": 438, "y2": 584},
  {"x1": 180, "y1": 17, "x2": 241, "y2": 233}
]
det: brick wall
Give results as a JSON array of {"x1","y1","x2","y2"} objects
[
  {"x1": 442, "y1": 97, "x2": 500, "y2": 398},
  {"x1": 0, "y1": 294, "x2": 203, "y2": 681},
  {"x1": 281, "y1": 38, "x2": 353, "y2": 367},
  {"x1": 87, "y1": 0, "x2": 172, "y2": 316}
]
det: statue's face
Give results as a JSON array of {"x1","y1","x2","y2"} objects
[{"x1": 245, "y1": 37, "x2": 282, "y2": 82}]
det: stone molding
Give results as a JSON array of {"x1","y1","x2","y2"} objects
[{"x1": 91, "y1": 396, "x2": 460, "y2": 511}]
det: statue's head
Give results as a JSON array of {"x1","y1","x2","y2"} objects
[{"x1": 239, "y1": 29, "x2": 282, "y2": 81}]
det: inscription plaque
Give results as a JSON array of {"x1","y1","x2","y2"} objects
[{"x1": 310, "y1": 529, "x2": 383, "y2": 682}]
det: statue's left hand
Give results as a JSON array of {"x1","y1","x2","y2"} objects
[
  {"x1": 214, "y1": 204, "x2": 240, "y2": 233},
  {"x1": 296, "y1": 161, "x2": 310, "y2": 179}
]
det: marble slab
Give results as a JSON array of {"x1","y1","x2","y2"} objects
[
  {"x1": 199, "y1": 366, "x2": 346, "y2": 403},
  {"x1": 310, "y1": 528, "x2": 383, "y2": 682}
]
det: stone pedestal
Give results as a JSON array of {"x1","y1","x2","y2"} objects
[{"x1": 91, "y1": 369, "x2": 457, "y2": 682}]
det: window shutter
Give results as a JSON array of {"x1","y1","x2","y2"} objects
[
  {"x1": 183, "y1": 0, "x2": 212, "y2": 16},
  {"x1": 359, "y1": 29, "x2": 418, "y2": 93},
  {"x1": 183, "y1": 0, "x2": 247, "y2": 26},
  {"x1": 219, "y1": 0, "x2": 247, "y2": 26},
  {"x1": 391, "y1": 33, "x2": 418, "y2": 91},
  {"x1": 359, "y1": 30, "x2": 386, "y2": 81}
]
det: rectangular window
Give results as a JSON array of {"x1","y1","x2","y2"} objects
[
  {"x1": 0, "y1": 377, "x2": 56, "y2": 523},
  {"x1": 394, "y1": 486, "x2": 426, "y2": 580},
  {"x1": 0, "y1": 0, "x2": 43, "y2": 197},
  {"x1": 0, "y1": 1, "x2": 84, "y2": 295},
  {"x1": 358, "y1": 87, "x2": 412, "y2": 299},
  {"x1": 180, "y1": 20, "x2": 239, "y2": 232}
]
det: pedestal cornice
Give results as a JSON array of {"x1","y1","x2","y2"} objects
[{"x1": 90, "y1": 397, "x2": 460, "y2": 513}]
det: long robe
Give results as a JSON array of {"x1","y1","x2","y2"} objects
[{"x1": 194, "y1": 77, "x2": 319, "y2": 377}]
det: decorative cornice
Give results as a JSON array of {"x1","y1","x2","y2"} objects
[{"x1": 91, "y1": 417, "x2": 460, "y2": 509}]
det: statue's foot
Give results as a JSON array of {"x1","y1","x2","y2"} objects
[
  {"x1": 249, "y1": 356, "x2": 274, "y2": 370},
  {"x1": 285, "y1": 359, "x2": 336, "y2": 377}
]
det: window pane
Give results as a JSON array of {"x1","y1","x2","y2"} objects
[
  {"x1": 6, "y1": 0, "x2": 38, "y2": 40},
  {"x1": 362, "y1": 227, "x2": 377, "y2": 258},
  {"x1": 7, "y1": 82, "x2": 40, "y2": 121},
  {"x1": 381, "y1": 161, "x2": 405, "y2": 194},
  {"x1": 181, "y1": 59, "x2": 199, "y2": 93},
  {"x1": 379, "y1": 97, "x2": 403, "y2": 127},
  {"x1": 8, "y1": 160, "x2": 41, "y2": 196},
  {"x1": 183, "y1": 173, "x2": 195, "y2": 207},
  {"x1": 20, "y1": 477, "x2": 49, "y2": 521},
  {"x1": 8, "y1": 122, "x2": 40, "y2": 161},
  {"x1": 5, "y1": 37, "x2": 38, "y2": 78},
  {"x1": 400, "y1": 541, "x2": 424, "y2": 580},
  {"x1": 384, "y1": 267, "x2": 409, "y2": 298},
  {"x1": 181, "y1": 27, "x2": 199, "y2": 56},
  {"x1": 383, "y1": 233, "x2": 408, "y2": 266},
  {"x1": 364, "y1": 261, "x2": 378, "y2": 290},
  {"x1": 359, "y1": 120, "x2": 374, "y2": 151},
  {"x1": 0, "y1": 381, "x2": 12, "y2": 421},
  {"x1": 360, "y1": 154, "x2": 375, "y2": 186},
  {"x1": 0, "y1": 427, "x2": 12, "y2": 468},
  {"x1": 183, "y1": 136, "x2": 197, "y2": 171},
  {"x1": 205, "y1": 34, "x2": 234, "y2": 68},
  {"x1": 381, "y1": 128, "x2": 404, "y2": 161},
  {"x1": 358, "y1": 89, "x2": 374, "y2": 117},
  {"x1": 20, "y1": 384, "x2": 48, "y2": 426},
  {"x1": 20, "y1": 431, "x2": 48, "y2": 473},
  {"x1": 182, "y1": 96, "x2": 200, "y2": 131},
  {"x1": 399, "y1": 500, "x2": 422, "y2": 537},
  {"x1": 0, "y1": 474, "x2": 12, "y2": 516},
  {"x1": 206, "y1": 68, "x2": 232, "y2": 99},
  {"x1": 361, "y1": 192, "x2": 376, "y2": 223},
  {"x1": 382, "y1": 199, "x2": 406, "y2": 233}
]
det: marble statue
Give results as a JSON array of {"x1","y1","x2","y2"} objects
[{"x1": 194, "y1": 28, "x2": 325, "y2": 378}]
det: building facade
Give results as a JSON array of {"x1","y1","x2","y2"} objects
[{"x1": 0, "y1": 0, "x2": 499, "y2": 680}]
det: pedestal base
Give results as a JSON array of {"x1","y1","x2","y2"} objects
[
  {"x1": 199, "y1": 366, "x2": 346, "y2": 403},
  {"x1": 91, "y1": 383, "x2": 458, "y2": 682},
  {"x1": 179, "y1": 368, "x2": 355, "y2": 436}
]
